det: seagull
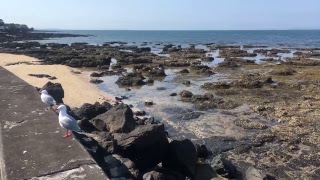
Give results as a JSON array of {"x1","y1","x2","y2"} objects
[
  {"x1": 40, "y1": 90, "x2": 56, "y2": 109},
  {"x1": 56, "y1": 104, "x2": 82, "y2": 138}
]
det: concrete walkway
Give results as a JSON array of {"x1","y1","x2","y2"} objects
[{"x1": 0, "y1": 67, "x2": 107, "y2": 180}]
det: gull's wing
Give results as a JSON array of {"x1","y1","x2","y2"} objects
[
  {"x1": 59, "y1": 116, "x2": 80, "y2": 132},
  {"x1": 41, "y1": 94, "x2": 56, "y2": 105}
]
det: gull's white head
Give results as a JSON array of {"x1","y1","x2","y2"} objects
[
  {"x1": 40, "y1": 90, "x2": 49, "y2": 94},
  {"x1": 56, "y1": 105, "x2": 67, "y2": 111}
]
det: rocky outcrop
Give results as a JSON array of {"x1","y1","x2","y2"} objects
[
  {"x1": 217, "y1": 58, "x2": 256, "y2": 68},
  {"x1": 89, "y1": 104, "x2": 136, "y2": 133},
  {"x1": 89, "y1": 78, "x2": 104, "y2": 84},
  {"x1": 162, "y1": 139, "x2": 197, "y2": 178},
  {"x1": 67, "y1": 57, "x2": 111, "y2": 68},
  {"x1": 104, "y1": 154, "x2": 139, "y2": 179},
  {"x1": 116, "y1": 124, "x2": 169, "y2": 170},
  {"x1": 28, "y1": 74, "x2": 57, "y2": 80},
  {"x1": 116, "y1": 73, "x2": 146, "y2": 86},
  {"x1": 179, "y1": 90, "x2": 193, "y2": 98},
  {"x1": 71, "y1": 102, "x2": 113, "y2": 120}
]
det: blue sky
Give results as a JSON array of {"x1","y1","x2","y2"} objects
[{"x1": 0, "y1": 0, "x2": 319, "y2": 30}]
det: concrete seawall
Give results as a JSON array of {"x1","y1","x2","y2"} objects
[{"x1": 0, "y1": 67, "x2": 107, "y2": 180}]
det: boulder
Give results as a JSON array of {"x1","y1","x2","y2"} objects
[
  {"x1": 89, "y1": 104, "x2": 136, "y2": 133},
  {"x1": 116, "y1": 73, "x2": 146, "y2": 86},
  {"x1": 67, "y1": 57, "x2": 111, "y2": 68},
  {"x1": 148, "y1": 69, "x2": 166, "y2": 77},
  {"x1": 179, "y1": 69, "x2": 190, "y2": 73},
  {"x1": 89, "y1": 79, "x2": 104, "y2": 84},
  {"x1": 196, "y1": 144, "x2": 210, "y2": 159},
  {"x1": 210, "y1": 155, "x2": 237, "y2": 179},
  {"x1": 41, "y1": 81, "x2": 64, "y2": 104},
  {"x1": 71, "y1": 102, "x2": 113, "y2": 120},
  {"x1": 116, "y1": 124, "x2": 169, "y2": 170},
  {"x1": 104, "y1": 154, "x2": 139, "y2": 179},
  {"x1": 179, "y1": 90, "x2": 193, "y2": 98},
  {"x1": 194, "y1": 164, "x2": 218, "y2": 180},
  {"x1": 162, "y1": 139, "x2": 197, "y2": 178},
  {"x1": 170, "y1": 93, "x2": 177, "y2": 96},
  {"x1": 90, "y1": 72, "x2": 105, "y2": 77}
]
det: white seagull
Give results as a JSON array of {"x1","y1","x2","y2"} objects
[
  {"x1": 56, "y1": 104, "x2": 82, "y2": 138},
  {"x1": 40, "y1": 90, "x2": 56, "y2": 109}
]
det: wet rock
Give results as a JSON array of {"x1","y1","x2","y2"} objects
[
  {"x1": 179, "y1": 69, "x2": 190, "y2": 73},
  {"x1": 190, "y1": 65, "x2": 210, "y2": 70},
  {"x1": 116, "y1": 124, "x2": 169, "y2": 171},
  {"x1": 203, "y1": 57, "x2": 214, "y2": 61},
  {"x1": 111, "y1": 63, "x2": 122, "y2": 69},
  {"x1": 211, "y1": 45, "x2": 240, "y2": 50},
  {"x1": 143, "y1": 170, "x2": 186, "y2": 180},
  {"x1": 163, "y1": 139, "x2": 197, "y2": 178},
  {"x1": 104, "y1": 154, "x2": 139, "y2": 179},
  {"x1": 89, "y1": 104, "x2": 136, "y2": 133},
  {"x1": 41, "y1": 81, "x2": 64, "y2": 104},
  {"x1": 134, "y1": 110, "x2": 146, "y2": 116},
  {"x1": 195, "y1": 136, "x2": 239, "y2": 156},
  {"x1": 156, "y1": 87, "x2": 166, "y2": 91},
  {"x1": 196, "y1": 144, "x2": 211, "y2": 159},
  {"x1": 134, "y1": 47, "x2": 151, "y2": 53},
  {"x1": 194, "y1": 164, "x2": 218, "y2": 180},
  {"x1": 183, "y1": 80, "x2": 191, "y2": 85},
  {"x1": 179, "y1": 90, "x2": 193, "y2": 98},
  {"x1": 202, "y1": 81, "x2": 231, "y2": 89},
  {"x1": 146, "y1": 79, "x2": 154, "y2": 84},
  {"x1": 71, "y1": 102, "x2": 113, "y2": 120},
  {"x1": 181, "y1": 112, "x2": 204, "y2": 120},
  {"x1": 116, "y1": 72, "x2": 146, "y2": 86},
  {"x1": 170, "y1": 93, "x2": 177, "y2": 96},
  {"x1": 90, "y1": 71, "x2": 105, "y2": 77},
  {"x1": 210, "y1": 155, "x2": 237, "y2": 179},
  {"x1": 89, "y1": 78, "x2": 104, "y2": 84},
  {"x1": 145, "y1": 100, "x2": 154, "y2": 106},
  {"x1": 148, "y1": 68, "x2": 166, "y2": 77},
  {"x1": 234, "y1": 119, "x2": 268, "y2": 130},
  {"x1": 68, "y1": 57, "x2": 111, "y2": 68},
  {"x1": 219, "y1": 49, "x2": 257, "y2": 58},
  {"x1": 218, "y1": 58, "x2": 256, "y2": 68}
]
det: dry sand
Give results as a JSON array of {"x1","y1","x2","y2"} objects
[{"x1": 0, "y1": 53, "x2": 114, "y2": 107}]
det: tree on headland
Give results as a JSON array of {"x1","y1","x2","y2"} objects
[{"x1": 0, "y1": 19, "x2": 4, "y2": 26}]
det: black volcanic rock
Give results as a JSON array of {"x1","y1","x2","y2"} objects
[
  {"x1": 89, "y1": 104, "x2": 136, "y2": 133},
  {"x1": 116, "y1": 124, "x2": 169, "y2": 171},
  {"x1": 163, "y1": 139, "x2": 197, "y2": 178}
]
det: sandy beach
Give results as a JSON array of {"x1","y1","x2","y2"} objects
[{"x1": 0, "y1": 53, "x2": 114, "y2": 107}]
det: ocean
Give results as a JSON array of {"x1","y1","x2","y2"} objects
[{"x1": 38, "y1": 30, "x2": 320, "y2": 47}]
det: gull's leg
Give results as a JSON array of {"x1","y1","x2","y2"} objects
[
  {"x1": 67, "y1": 130, "x2": 72, "y2": 136},
  {"x1": 63, "y1": 130, "x2": 69, "y2": 138}
]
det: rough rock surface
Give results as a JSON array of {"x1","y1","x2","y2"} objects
[
  {"x1": 162, "y1": 139, "x2": 197, "y2": 178},
  {"x1": 90, "y1": 104, "x2": 136, "y2": 133},
  {"x1": 116, "y1": 124, "x2": 169, "y2": 171}
]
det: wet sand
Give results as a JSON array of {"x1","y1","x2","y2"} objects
[{"x1": 0, "y1": 53, "x2": 114, "y2": 107}]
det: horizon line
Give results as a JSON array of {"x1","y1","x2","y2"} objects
[{"x1": 36, "y1": 29, "x2": 320, "y2": 31}]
